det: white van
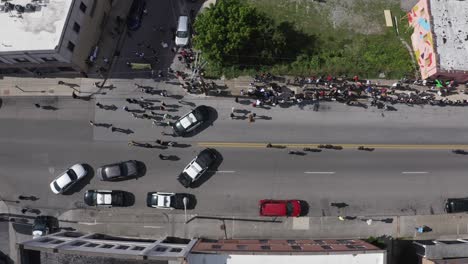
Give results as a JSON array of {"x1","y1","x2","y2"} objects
[{"x1": 175, "y1": 16, "x2": 190, "y2": 47}]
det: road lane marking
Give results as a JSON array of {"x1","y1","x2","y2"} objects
[
  {"x1": 209, "y1": 170, "x2": 236, "y2": 173},
  {"x1": 402, "y1": 171, "x2": 428, "y2": 174},
  {"x1": 78, "y1": 222, "x2": 102, "y2": 225},
  {"x1": 198, "y1": 142, "x2": 468, "y2": 150},
  {"x1": 143, "y1": 226, "x2": 163, "y2": 229},
  {"x1": 304, "y1": 171, "x2": 335, "y2": 174}
]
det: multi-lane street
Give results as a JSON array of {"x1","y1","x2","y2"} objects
[{"x1": 1, "y1": 95, "x2": 468, "y2": 222}]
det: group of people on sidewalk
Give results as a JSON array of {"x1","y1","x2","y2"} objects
[{"x1": 241, "y1": 73, "x2": 468, "y2": 111}]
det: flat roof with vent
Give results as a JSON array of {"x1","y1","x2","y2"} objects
[{"x1": 0, "y1": 0, "x2": 73, "y2": 52}]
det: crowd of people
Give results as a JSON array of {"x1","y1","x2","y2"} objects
[{"x1": 243, "y1": 73, "x2": 468, "y2": 110}]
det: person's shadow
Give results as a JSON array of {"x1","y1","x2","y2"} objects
[
  {"x1": 167, "y1": 155, "x2": 180, "y2": 161},
  {"x1": 41, "y1": 105, "x2": 59, "y2": 111}
]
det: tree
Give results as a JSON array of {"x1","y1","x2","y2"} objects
[{"x1": 193, "y1": 0, "x2": 286, "y2": 68}]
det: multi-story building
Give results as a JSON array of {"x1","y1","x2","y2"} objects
[
  {"x1": 0, "y1": 0, "x2": 113, "y2": 76},
  {"x1": 408, "y1": 0, "x2": 468, "y2": 83}
]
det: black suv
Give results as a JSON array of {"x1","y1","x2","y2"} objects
[{"x1": 445, "y1": 198, "x2": 468, "y2": 213}]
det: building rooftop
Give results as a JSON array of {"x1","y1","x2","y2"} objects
[
  {"x1": 0, "y1": 0, "x2": 72, "y2": 52},
  {"x1": 430, "y1": 0, "x2": 468, "y2": 71}
]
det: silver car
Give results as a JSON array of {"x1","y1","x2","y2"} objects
[{"x1": 97, "y1": 160, "x2": 138, "y2": 181}]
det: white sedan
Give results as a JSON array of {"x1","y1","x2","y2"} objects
[{"x1": 49, "y1": 164, "x2": 87, "y2": 194}]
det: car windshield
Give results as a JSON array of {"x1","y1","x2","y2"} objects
[
  {"x1": 286, "y1": 202, "x2": 294, "y2": 216},
  {"x1": 177, "y1": 31, "x2": 188, "y2": 38},
  {"x1": 53, "y1": 182, "x2": 62, "y2": 192},
  {"x1": 66, "y1": 169, "x2": 77, "y2": 180}
]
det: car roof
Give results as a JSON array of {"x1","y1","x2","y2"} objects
[
  {"x1": 155, "y1": 193, "x2": 171, "y2": 207},
  {"x1": 55, "y1": 174, "x2": 72, "y2": 188},
  {"x1": 178, "y1": 16, "x2": 188, "y2": 31},
  {"x1": 184, "y1": 160, "x2": 203, "y2": 179},
  {"x1": 179, "y1": 113, "x2": 198, "y2": 129},
  {"x1": 261, "y1": 201, "x2": 286, "y2": 216},
  {"x1": 97, "y1": 192, "x2": 112, "y2": 205}
]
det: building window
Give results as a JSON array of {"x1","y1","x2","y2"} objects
[
  {"x1": 41, "y1": 57, "x2": 58, "y2": 62},
  {"x1": 14, "y1": 58, "x2": 30, "y2": 63},
  {"x1": 73, "y1": 22, "x2": 81, "y2": 33},
  {"x1": 67, "y1": 41, "x2": 75, "y2": 52},
  {"x1": 79, "y1": 2, "x2": 87, "y2": 13}
]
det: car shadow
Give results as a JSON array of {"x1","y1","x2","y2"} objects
[
  {"x1": 172, "y1": 143, "x2": 191, "y2": 148},
  {"x1": 121, "y1": 191, "x2": 135, "y2": 207},
  {"x1": 63, "y1": 164, "x2": 94, "y2": 196},
  {"x1": 299, "y1": 200, "x2": 309, "y2": 216},
  {"x1": 190, "y1": 149, "x2": 223, "y2": 188},
  {"x1": 182, "y1": 106, "x2": 218, "y2": 138}
]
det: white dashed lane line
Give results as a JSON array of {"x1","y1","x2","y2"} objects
[
  {"x1": 304, "y1": 171, "x2": 336, "y2": 174},
  {"x1": 401, "y1": 171, "x2": 428, "y2": 174}
]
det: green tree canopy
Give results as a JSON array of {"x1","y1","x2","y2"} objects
[{"x1": 193, "y1": 0, "x2": 286, "y2": 67}]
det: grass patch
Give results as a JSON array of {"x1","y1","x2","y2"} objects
[{"x1": 203, "y1": 0, "x2": 414, "y2": 79}]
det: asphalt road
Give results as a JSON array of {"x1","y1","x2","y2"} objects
[
  {"x1": 111, "y1": 0, "x2": 202, "y2": 79},
  {"x1": 1, "y1": 95, "x2": 468, "y2": 220}
]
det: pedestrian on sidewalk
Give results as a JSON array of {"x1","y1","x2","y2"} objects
[
  {"x1": 230, "y1": 113, "x2": 235, "y2": 119},
  {"x1": 160, "y1": 90, "x2": 168, "y2": 97},
  {"x1": 235, "y1": 97, "x2": 239, "y2": 103},
  {"x1": 159, "y1": 154, "x2": 168, "y2": 160},
  {"x1": 123, "y1": 106, "x2": 129, "y2": 112},
  {"x1": 34, "y1": 103, "x2": 41, "y2": 108},
  {"x1": 248, "y1": 114, "x2": 255, "y2": 123},
  {"x1": 90, "y1": 120, "x2": 95, "y2": 126},
  {"x1": 96, "y1": 102, "x2": 104, "y2": 108},
  {"x1": 94, "y1": 82, "x2": 101, "y2": 87},
  {"x1": 103, "y1": 57, "x2": 109, "y2": 64}
]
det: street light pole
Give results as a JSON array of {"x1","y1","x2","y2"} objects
[{"x1": 182, "y1": 197, "x2": 188, "y2": 224}]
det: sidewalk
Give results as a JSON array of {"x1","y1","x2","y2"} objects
[{"x1": 58, "y1": 208, "x2": 468, "y2": 241}]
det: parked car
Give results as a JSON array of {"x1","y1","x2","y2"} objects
[
  {"x1": 259, "y1": 199, "x2": 303, "y2": 217},
  {"x1": 146, "y1": 192, "x2": 194, "y2": 209},
  {"x1": 445, "y1": 198, "x2": 468, "y2": 213},
  {"x1": 84, "y1": 190, "x2": 125, "y2": 207},
  {"x1": 175, "y1": 16, "x2": 190, "y2": 47},
  {"x1": 49, "y1": 164, "x2": 87, "y2": 194},
  {"x1": 178, "y1": 148, "x2": 217, "y2": 188},
  {"x1": 97, "y1": 160, "x2": 138, "y2": 181},
  {"x1": 172, "y1": 105, "x2": 209, "y2": 136},
  {"x1": 127, "y1": 0, "x2": 146, "y2": 31}
]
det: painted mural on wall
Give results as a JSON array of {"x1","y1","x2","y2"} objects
[{"x1": 408, "y1": 0, "x2": 437, "y2": 79}]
